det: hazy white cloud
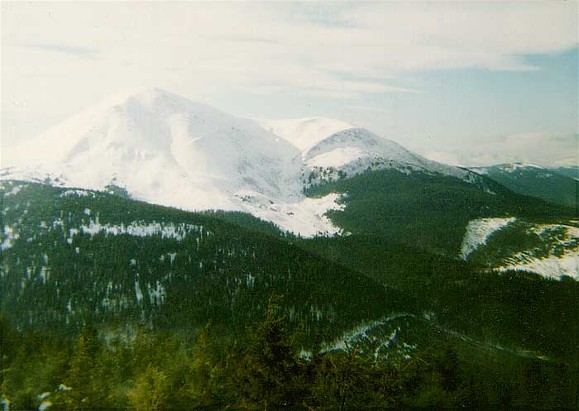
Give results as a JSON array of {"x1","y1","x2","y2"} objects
[
  {"x1": 423, "y1": 132, "x2": 578, "y2": 168},
  {"x1": 345, "y1": 105, "x2": 391, "y2": 114},
  {"x1": 21, "y1": 42, "x2": 101, "y2": 58}
]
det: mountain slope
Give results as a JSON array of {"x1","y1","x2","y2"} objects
[
  {"x1": 0, "y1": 180, "x2": 412, "y2": 345},
  {"x1": 463, "y1": 219, "x2": 579, "y2": 279},
  {"x1": 306, "y1": 168, "x2": 576, "y2": 259},
  {"x1": 2, "y1": 89, "x2": 575, "y2": 278},
  {"x1": 471, "y1": 163, "x2": 577, "y2": 208},
  {"x1": 3, "y1": 179, "x2": 577, "y2": 362},
  {"x1": 1, "y1": 89, "x2": 499, "y2": 236},
  {"x1": 299, "y1": 235, "x2": 579, "y2": 360},
  {"x1": 258, "y1": 117, "x2": 484, "y2": 189},
  {"x1": 2, "y1": 89, "x2": 343, "y2": 236}
]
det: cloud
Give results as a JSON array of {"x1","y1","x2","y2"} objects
[
  {"x1": 21, "y1": 42, "x2": 100, "y2": 59},
  {"x1": 345, "y1": 105, "x2": 391, "y2": 114},
  {"x1": 4, "y1": 2, "x2": 577, "y2": 97},
  {"x1": 1, "y1": 1, "x2": 577, "y2": 143},
  {"x1": 422, "y1": 132, "x2": 578, "y2": 168}
]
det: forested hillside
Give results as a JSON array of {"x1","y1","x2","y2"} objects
[
  {"x1": 0, "y1": 181, "x2": 405, "y2": 345},
  {"x1": 307, "y1": 169, "x2": 574, "y2": 256},
  {"x1": 1, "y1": 179, "x2": 578, "y2": 409}
]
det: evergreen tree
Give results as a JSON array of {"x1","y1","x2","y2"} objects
[
  {"x1": 127, "y1": 364, "x2": 169, "y2": 411},
  {"x1": 64, "y1": 325, "x2": 101, "y2": 409},
  {"x1": 189, "y1": 323, "x2": 220, "y2": 406},
  {"x1": 236, "y1": 296, "x2": 305, "y2": 409}
]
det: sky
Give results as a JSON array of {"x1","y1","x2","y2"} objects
[{"x1": 1, "y1": 1, "x2": 578, "y2": 167}]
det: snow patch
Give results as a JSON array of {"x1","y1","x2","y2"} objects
[
  {"x1": 321, "y1": 313, "x2": 415, "y2": 355},
  {"x1": 496, "y1": 224, "x2": 579, "y2": 280},
  {"x1": 60, "y1": 189, "x2": 95, "y2": 198},
  {"x1": 58, "y1": 384, "x2": 72, "y2": 392},
  {"x1": 1, "y1": 226, "x2": 20, "y2": 250},
  {"x1": 3, "y1": 184, "x2": 27, "y2": 197},
  {"x1": 238, "y1": 191, "x2": 345, "y2": 237},
  {"x1": 75, "y1": 219, "x2": 205, "y2": 241},
  {"x1": 498, "y1": 253, "x2": 578, "y2": 280},
  {"x1": 460, "y1": 217, "x2": 516, "y2": 259},
  {"x1": 0, "y1": 396, "x2": 10, "y2": 411},
  {"x1": 134, "y1": 280, "x2": 143, "y2": 303},
  {"x1": 38, "y1": 400, "x2": 52, "y2": 411}
]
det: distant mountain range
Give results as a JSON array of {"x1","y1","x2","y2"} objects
[{"x1": 470, "y1": 163, "x2": 577, "y2": 208}]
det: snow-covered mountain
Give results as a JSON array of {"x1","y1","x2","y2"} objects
[
  {"x1": 257, "y1": 117, "x2": 475, "y2": 187},
  {"x1": 4, "y1": 88, "x2": 300, "y2": 206},
  {"x1": 2, "y1": 88, "x2": 482, "y2": 236}
]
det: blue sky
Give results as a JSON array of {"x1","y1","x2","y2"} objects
[{"x1": 2, "y1": 1, "x2": 577, "y2": 166}]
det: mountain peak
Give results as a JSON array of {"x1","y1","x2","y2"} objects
[
  {"x1": 2, "y1": 89, "x2": 478, "y2": 236},
  {"x1": 95, "y1": 87, "x2": 223, "y2": 120},
  {"x1": 106, "y1": 87, "x2": 187, "y2": 105}
]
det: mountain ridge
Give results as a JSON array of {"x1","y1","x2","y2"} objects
[
  {"x1": 2, "y1": 88, "x2": 491, "y2": 236},
  {"x1": 470, "y1": 163, "x2": 578, "y2": 208}
]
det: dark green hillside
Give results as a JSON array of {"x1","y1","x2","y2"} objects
[
  {"x1": 1, "y1": 180, "x2": 578, "y2": 408},
  {"x1": 471, "y1": 164, "x2": 578, "y2": 208},
  {"x1": 0, "y1": 181, "x2": 409, "y2": 345},
  {"x1": 552, "y1": 166, "x2": 579, "y2": 180},
  {"x1": 300, "y1": 235, "x2": 579, "y2": 360},
  {"x1": 2, "y1": 301, "x2": 576, "y2": 410},
  {"x1": 307, "y1": 169, "x2": 574, "y2": 255}
]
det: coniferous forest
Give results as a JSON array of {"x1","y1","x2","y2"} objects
[
  {"x1": 2, "y1": 299, "x2": 577, "y2": 410},
  {"x1": 1, "y1": 180, "x2": 578, "y2": 409}
]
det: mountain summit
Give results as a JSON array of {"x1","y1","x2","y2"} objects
[{"x1": 3, "y1": 88, "x2": 479, "y2": 236}]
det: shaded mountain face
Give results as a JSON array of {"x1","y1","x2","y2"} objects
[{"x1": 470, "y1": 163, "x2": 578, "y2": 208}]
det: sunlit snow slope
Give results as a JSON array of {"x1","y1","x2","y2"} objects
[{"x1": 3, "y1": 89, "x2": 341, "y2": 236}]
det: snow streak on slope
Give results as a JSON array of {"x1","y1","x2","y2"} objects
[
  {"x1": 473, "y1": 163, "x2": 544, "y2": 175},
  {"x1": 460, "y1": 217, "x2": 517, "y2": 259},
  {"x1": 498, "y1": 254, "x2": 578, "y2": 280}
]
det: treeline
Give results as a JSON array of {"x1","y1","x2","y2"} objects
[{"x1": 1, "y1": 303, "x2": 576, "y2": 410}]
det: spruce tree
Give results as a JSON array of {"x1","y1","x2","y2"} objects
[
  {"x1": 65, "y1": 325, "x2": 100, "y2": 409},
  {"x1": 236, "y1": 296, "x2": 304, "y2": 409}
]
